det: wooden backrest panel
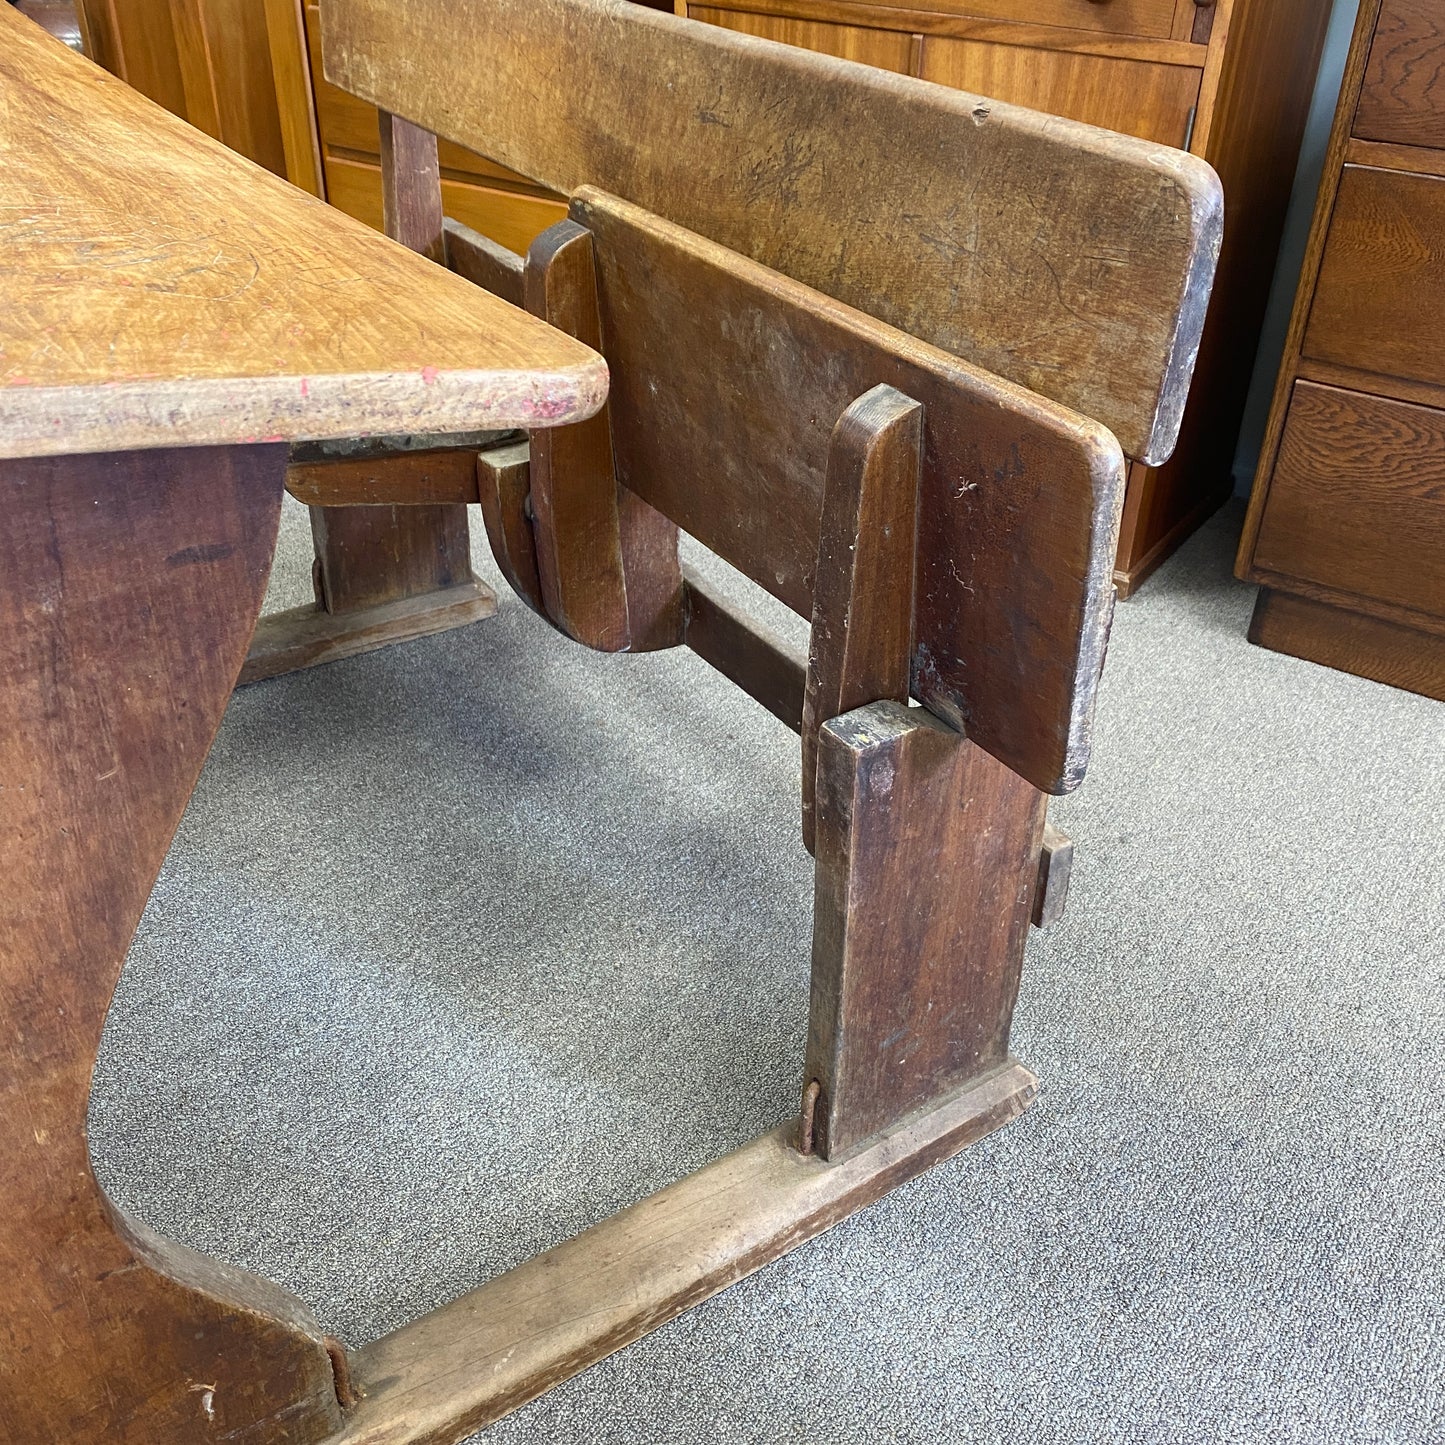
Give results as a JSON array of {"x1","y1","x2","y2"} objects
[
  {"x1": 320, "y1": 0, "x2": 1222, "y2": 466},
  {"x1": 573, "y1": 190, "x2": 1125, "y2": 795}
]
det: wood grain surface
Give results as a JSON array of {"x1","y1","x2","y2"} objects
[
  {"x1": 1355, "y1": 0, "x2": 1445, "y2": 150},
  {"x1": 0, "y1": 9, "x2": 607, "y2": 458},
  {"x1": 681, "y1": 567, "x2": 810, "y2": 729},
  {"x1": 574, "y1": 190, "x2": 1124, "y2": 795},
  {"x1": 1251, "y1": 382, "x2": 1445, "y2": 620},
  {"x1": 320, "y1": 0, "x2": 1222, "y2": 465},
  {"x1": 1303, "y1": 163, "x2": 1445, "y2": 392},
  {"x1": 1249, "y1": 586, "x2": 1445, "y2": 701},
  {"x1": 332, "y1": 1061, "x2": 1038, "y2": 1445},
  {"x1": 523, "y1": 222, "x2": 632, "y2": 651},
  {"x1": 801, "y1": 386, "x2": 920, "y2": 853},
  {"x1": 0, "y1": 445, "x2": 342, "y2": 1445},
  {"x1": 806, "y1": 703, "x2": 1044, "y2": 1157}
]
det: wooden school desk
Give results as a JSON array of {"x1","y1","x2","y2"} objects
[{"x1": 0, "y1": 13, "x2": 604, "y2": 1443}]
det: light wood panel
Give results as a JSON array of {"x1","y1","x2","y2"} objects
[
  {"x1": 322, "y1": 0, "x2": 1223, "y2": 466},
  {"x1": 918, "y1": 32, "x2": 1200, "y2": 145},
  {"x1": 304, "y1": 4, "x2": 545, "y2": 185},
  {"x1": 264, "y1": 0, "x2": 325, "y2": 195},
  {"x1": 78, "y1": 0, "x2": 289, "y2": 175},
  {"x1": 1252, "y1": 382, "x2": 1445, "y2": 619},
  {"x1": 324, "y1": 155, "x2": 569, "y2": 256},
  {"x1": 1303, "y1": 163, "x2": 1445, "y2": 391},
  {"x1": 824, "y1": 0, "x2": 1179, "y2": 37},
  {"x1": 0, "y1": 13, "x2": 605, "y2": 457},
  {"x1": 691, "y1": 5, "x2": 918, "y2": 69}
]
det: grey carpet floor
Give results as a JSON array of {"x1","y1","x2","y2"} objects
[{"x1": 90, "y1": 500, "x2": 1445, "y2": 1444}]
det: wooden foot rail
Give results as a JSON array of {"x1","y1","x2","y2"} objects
[{"x1": 333, "y1": 1062, "x2": 1038, "y2": 1445}]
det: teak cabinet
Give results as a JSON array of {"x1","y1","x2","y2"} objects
[
  {"x1": 668, "y1": 0, "x2": 1336, "y2": 594},
  {"x1": 1237, "y1": 0, "x2": 1445, "y2": 700}
]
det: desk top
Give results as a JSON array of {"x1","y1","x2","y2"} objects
[{"x1": 0, "y1": 10, "x2": 607, "y2": 460}]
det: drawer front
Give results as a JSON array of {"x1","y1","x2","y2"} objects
[
  {"x1": 1254, "y1": 382, "x2": 1445, "y2": 617},
  {"x1": 919, "y1": 36, "x2": 1200, "y2": 146},
  {"x1": 687, "y1": 7, "x2": 918, "y2": 71},
  {"x1": 324, "y1": 157, "x2": 567, "y2": 257},
  {"x1": 1304, "y1": 164, "x2": 1445, "y2": 390},
  {"x1": 814, "y1": 0, "x2": 1180, "y2": 38},
  {"x1": 1354, "y1": 0, "x2": 1445, "y2": 150}
]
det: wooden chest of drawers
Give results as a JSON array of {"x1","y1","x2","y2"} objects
[
  {"x1": 674, "y1": 0, "x2": 1336, "y2": 594},
  {"x1": 1238, "y1": 0, "x2": 1445, "y2": 700}
]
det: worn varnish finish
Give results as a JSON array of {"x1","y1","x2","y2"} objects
[
  {"x1": 806, "y1": 703, "x2": 1045, "y2": 1159},
  {"x1": 0, "y1": 14, "x2": 608, "y2": 458},
  {"x1": 1, "y1": 15, "x2": 611, "y2": 1436},
  {"x1": 330, "y1": 1062, "x2": 1038, "y2": 1445},
  {"x1": 1032, "y1": 821, "x2": 1075, "y2": 930},
  {"x1": 0, "y1": 446, "x2": 342, "y2": 1445},
  {"x1": 321, "y1": 0, "x2": 1222, "y2": 465},
  {"x1": 1239, "y1": 0, "x2": 1445, "y2": 698},
  {"x1": 286, "y1": 447, "x2": 483, "y2": 506},
  {"x1": 240, "y1": 582, "x2": 498, "y2": 685},
  {"x1": 800, "y1": 386, "x2": 921, "y2": 853},
  {"x1": 574, "y1": 189, "x2": 1124, "y2": 796}
]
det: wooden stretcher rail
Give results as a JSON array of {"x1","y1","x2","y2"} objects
[{"x1": 333, "y1": 1061, "x2": 1038, "y2": 1445}]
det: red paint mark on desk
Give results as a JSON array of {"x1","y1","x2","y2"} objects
[{"x1": 421, "y1": 366, "x2": 440, "y2": 385}]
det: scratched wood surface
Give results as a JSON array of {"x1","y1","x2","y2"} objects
[
  {"x1": 807, "y1": 702, "x2": 1044, "y2": 1158},
  {"x1": 320, "y1": 0, "x2": 1222, "y2": 465},
  {"x1": 575, "y1": 190, "x2": 1124, "y2": 795},
  {"x1": 0, "y1": 9, "x2": 607, "y2": 459},
  {"x1": 800, "y1": 386, "x2": 920, "y2": 852}
]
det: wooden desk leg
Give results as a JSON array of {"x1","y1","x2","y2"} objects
[
  {"x1": 243, "y1": 112, "x2": 497, "y2": 685},
  {"x1": 0, "y1": 446, "x2": 343, "y2": 1444},
  {"x1": 804, "y1": 701, "x2": 1045, "y2": 1160}
]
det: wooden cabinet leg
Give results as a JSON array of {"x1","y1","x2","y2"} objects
[
  {"x1": 0, "y1": 446, "x2": 342, "y2": 1444},
  {"x1": 805, "y1": 701, "x2": 1045, "y2": 1160}
]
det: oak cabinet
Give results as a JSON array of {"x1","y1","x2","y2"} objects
[{"x1": 1238, "y1": 0, "x2": 1445, "y2": 699}]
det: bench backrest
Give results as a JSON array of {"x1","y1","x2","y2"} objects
[
  {"x1": 319, "y1": 0, "x2": 1221, "y2": 466},
  {"x1": 560, "y1": 190, "x2": 1125, "y2": 795}
]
